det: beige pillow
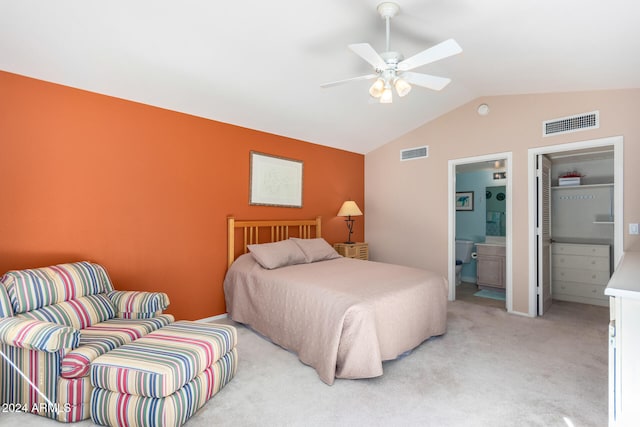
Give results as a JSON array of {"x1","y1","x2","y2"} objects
[
  {"x1": 248, "y1": 240, "x2": 307, "y2": 269},
  {"x1": 290, "y1": 238, "x2": 341, "y2": 263}
]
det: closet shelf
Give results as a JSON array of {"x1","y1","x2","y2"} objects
[
  {"x1": 551, "y1": 183, "x2": 613, "y2": 189},
  {"x1": 594, "y1": 214, "x2": 614, "y2": 224}
]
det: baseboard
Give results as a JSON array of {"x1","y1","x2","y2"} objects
[
  {"x1": 461, "y1": 275, "x2": 476, "y2": 284},
  {"x1": 508, "y1": 309, "x2": 534, "y2": 318},
  {"x1": 197, "y1": 313, "x2": 228, "y2": 323}
]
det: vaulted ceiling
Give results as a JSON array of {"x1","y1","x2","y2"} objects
[{"x1": 1, "y1": 1, "x2": 638, "y2": 154}]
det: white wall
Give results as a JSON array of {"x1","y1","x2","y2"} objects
[{"x1": 365, "y1": 89, "x2": 640, "y2": 314}]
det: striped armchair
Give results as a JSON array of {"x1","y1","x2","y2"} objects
[{"x1": 0, "y1": 261, "x2": 174, "y2": 422}]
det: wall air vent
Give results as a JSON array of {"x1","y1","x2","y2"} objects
[
  {"x1": 543, "y1": 111, "x2": 599, "y2": 137},
  {"x1": 400, "y1": 145, "x2": 429, "y2": 161}
]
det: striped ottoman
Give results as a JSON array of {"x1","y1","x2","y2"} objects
[{"x1": 89, "y1": 321, "x2": 237, "y2": 427}]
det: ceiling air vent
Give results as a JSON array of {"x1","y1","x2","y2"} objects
[
  {"x1": 400, "y1": 145, "x2": 429, "y2": 161},
  {"x1": 543, "y1": 111, "x2": 599, "y2": 137}
]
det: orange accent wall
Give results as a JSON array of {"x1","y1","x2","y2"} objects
[{"x1": 0, "y1": 71, "x2": 364, "y2": 320}]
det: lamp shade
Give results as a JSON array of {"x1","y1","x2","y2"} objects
[
  {"x1": 369, "y1": 78, "x2": 385, "y2": 98},
  {"x1": 337, "y1": 201, "x2": 363, "y2": 217},
  {"x1": 379, "y1": 87, "x2": 393, "y2": 104},
  {"x1": 394, "y1": 78, "x2": 411, "y2": 97}
]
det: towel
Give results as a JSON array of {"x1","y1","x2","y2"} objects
[{"x1": 486, "y1": 211, "x2": 501, "y2": 223}]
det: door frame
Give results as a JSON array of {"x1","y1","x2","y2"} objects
[
  {"x1": 448, "y1": 151, "x2": 513, "y2": 313},
  {"x1": 527, "y1": 135, "x2": 624, "y2": 317},
  {"x1": 536, "y1": 154, "x2": 553, "y2": 315}
]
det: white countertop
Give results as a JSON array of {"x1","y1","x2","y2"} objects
[
  {"x1": 483, "y1": 236, "x2": 505, "y2": 245},
  {"x1": 605, "y1": 251, "x2": 640, "y2": 299}
]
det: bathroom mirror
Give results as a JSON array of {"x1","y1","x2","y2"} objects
[{"x1": 486, "y1": 185, "x2": 506, "y2": 236}]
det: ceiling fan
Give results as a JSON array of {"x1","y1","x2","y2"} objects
[{"x1": 321, "y1": 2, "x2": 462, "y2": 104}]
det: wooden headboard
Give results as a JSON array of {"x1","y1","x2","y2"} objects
[{"x1": 227, "y1": 216, "x2": 322, "y2": 267}]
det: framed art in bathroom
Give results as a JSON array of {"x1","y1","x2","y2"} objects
[{"x1": 455, "y1": 191, "x2": 474, "y2": 211}]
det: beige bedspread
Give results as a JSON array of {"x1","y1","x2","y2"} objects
[{"x1": 223, "y1": 254, "x2": 448, "y2": 385}]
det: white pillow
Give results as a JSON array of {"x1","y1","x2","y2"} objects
[
  {"x1": 248, "y1": 240, "x2": 307, "y2": 269},
  {"x1": 290, "y1": 238, "x2": 341, "y2": 263}
]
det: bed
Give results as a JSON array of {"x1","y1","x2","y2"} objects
[{"x1": 223, "y1": 216, "x2": 448, "y2": 385}]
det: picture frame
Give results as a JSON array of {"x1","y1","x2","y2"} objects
[
  {"x1": 455, "y1": 191, "x2": 474, "y2": 211},
  {"x1": 250, "y1": 151, "x2": 303, "y2": 208}
]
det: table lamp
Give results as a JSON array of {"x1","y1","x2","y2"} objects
[{"x1": 337, "y1": 201, "x2": 363, "y2": 244}]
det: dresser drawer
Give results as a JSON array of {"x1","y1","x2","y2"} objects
[
  {"x1": 553, "y1": 280, "x2": 607, "y2": 300},
  {"x1": 552, "y1": 268, "x2": 610, "y2": 285},
  {"x1": 552, "y1": 243, "x2": 609, "y2": 257},
  {"x1": 552, "y1": 254, "x2": 610, "y2": 272}
]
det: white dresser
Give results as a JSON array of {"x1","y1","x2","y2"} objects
[
  {"x1": 605, "y1": 252, "x2": 640, "y2": 426},
  {"x1": 552, "y1": 242, "x2": 610, "y2": 307}
]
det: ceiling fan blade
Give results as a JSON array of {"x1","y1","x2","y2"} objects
[
  {"x1": 397, "y1": 39, "x2": 462, "y2": 71},
  {"x1": 320, "y1": 74, "x2": 378, "y2": 88},
  {"x1": 348, "y1": 43, "x2": 387, "y2": 70},
  {"x1": 402, "y1": 71, "x2": 451, "y2": 91}
]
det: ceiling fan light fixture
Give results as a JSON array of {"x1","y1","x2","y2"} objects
[
  {"x1": 394, "y1": 77, "x2": 411, "y2": 97},
  {"x1": 320, "y1": 2, "x2": 462, "y2": 104},
  {"x1": 380, "y1": 86, "x2": 393, "y2": 104},
  {"x1": 369, "y1": 78, "x2": 385, "y2": 98}
]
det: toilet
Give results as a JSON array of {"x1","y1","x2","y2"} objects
[{"x1": 455, "y1": 240, "x2": 475, "y2": 285}]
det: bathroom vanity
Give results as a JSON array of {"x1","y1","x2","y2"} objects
[
  {"x1": 476, "y1": 243, "x2": 506, "y2": 290},
  {"x1": 477, "y1": 185, "x2": 507, "y2": 290}
]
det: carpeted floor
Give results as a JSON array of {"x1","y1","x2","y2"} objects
[
  {"x1": 2, "y1": 300, "x2": 608, "y2": 427},
  {"x1": 456, "y1": 281, "x2": 505, "y2": 309}
]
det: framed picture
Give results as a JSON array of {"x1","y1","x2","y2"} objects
[
  {"x1": 250, "y1": 151, "x2": 303, "y2": 208},
  {"x1": 455, "y1": 191, "x2": 474, "y2": 211}
]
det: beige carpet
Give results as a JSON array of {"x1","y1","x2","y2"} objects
[{"x1": 1, "y1": 300, "x2": 608, "y2": 427}]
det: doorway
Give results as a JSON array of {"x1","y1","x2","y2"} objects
[
  {"x1": 448, "y1": 152, "x2": 513, "y2": 313},
  {"x1": 528, "y1": 136, "x2": 623, "y2": 316}
]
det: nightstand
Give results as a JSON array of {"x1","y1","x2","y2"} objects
[{"x1": 333, "y1": 242, "x2": 369, "y2": 260}]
